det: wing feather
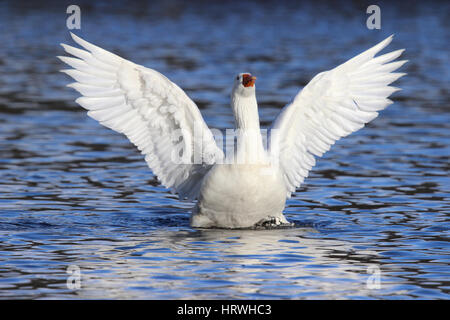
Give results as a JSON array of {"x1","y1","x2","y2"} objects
[
  {"x1": 271, "y1": 35, "x2": 407, "y2": 197},
  {"x1": 59, "y1": 33, "x2": 223, "y2": 200}
]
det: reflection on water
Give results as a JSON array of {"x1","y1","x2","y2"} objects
[
  {"x1": 67, "y1": 229, "x2": 369, "y2": 299},
  {"x1": 0, "y1": 1, "x2": 449, "y2": 299}
]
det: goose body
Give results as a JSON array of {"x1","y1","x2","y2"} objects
[
  {"x1": 59, "y1": 33, "x2": 406, "y2": 229},
  {"x1": 192, "y1": 163, "x2": 288, "y2": 228}
]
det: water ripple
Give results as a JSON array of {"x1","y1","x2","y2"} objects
[{"x1": 0, "y1": 0, "x2": 449, "y2": 299}]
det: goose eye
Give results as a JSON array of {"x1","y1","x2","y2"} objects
[{"x1": 236, "y1": 76, "x2": 239, "y2": 80}]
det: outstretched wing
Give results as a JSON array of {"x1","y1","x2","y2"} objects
[
  {"x1": 271, "y1": 35, "x2": 407, "y2": 197},
  {"x1": 59, "y1": 33, "x2": 223, "y2": 200}
]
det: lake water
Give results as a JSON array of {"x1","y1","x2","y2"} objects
[{"x1": 0, "y1": 1, "x2": 449, "y2": 299}]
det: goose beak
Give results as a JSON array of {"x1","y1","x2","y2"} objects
[{"x1": 242, "y1": 74, "x2": 257, "y2": 87}]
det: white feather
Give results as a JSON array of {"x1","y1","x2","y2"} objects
[
  {"x1": 60, "y1": 32, "x2": 223, "y2": 200},
  {"x1": 271, "y1": 35, "x2": 407, "y2": 196}
]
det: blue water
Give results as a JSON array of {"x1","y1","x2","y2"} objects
[{"x1": 0, "y1": 1, "x2": 449, "y2": 299}]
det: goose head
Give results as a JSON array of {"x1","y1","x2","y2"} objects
[{"x1": 233, "y1": 73, "x2": 257, "y2": 97}]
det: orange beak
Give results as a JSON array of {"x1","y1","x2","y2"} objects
[{"x1": 242, "y1": 74, "x2": 257, "y2": 87}]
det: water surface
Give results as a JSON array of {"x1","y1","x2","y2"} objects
[{"x1": 0, "y1": 1, "x2": 449, "y2": 299}]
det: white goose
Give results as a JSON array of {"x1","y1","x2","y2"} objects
[{"x1": 59, "y1": 33, "x2": 406, "y2": 229}]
